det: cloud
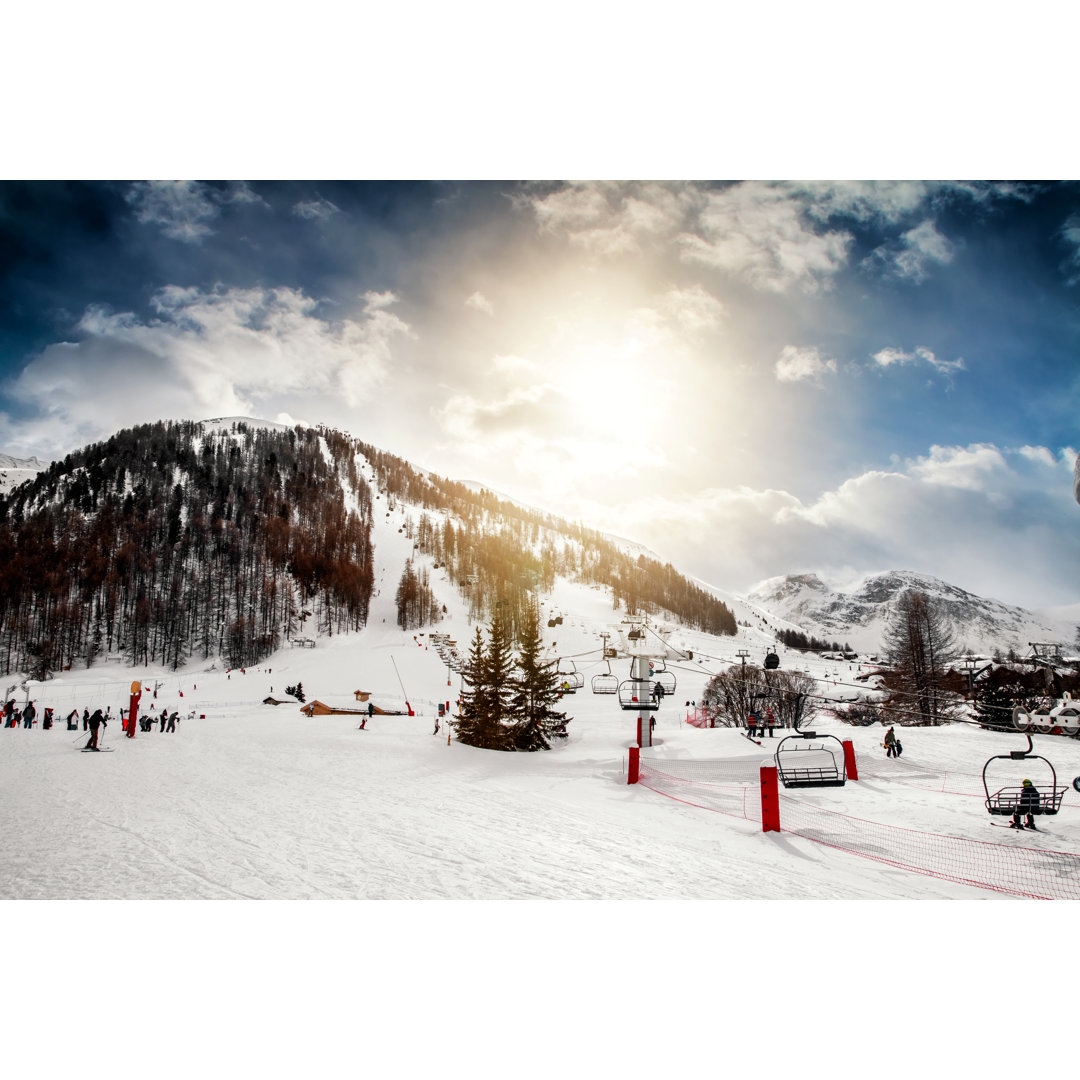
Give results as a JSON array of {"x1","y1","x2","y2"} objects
[
  {"x1": 1062, "y1": 214, "x2": 1080, "y2": 283},
  {"x1": 775, "y1": 345, "x2": 837, "y2": 385},
  {"x1": 126, "y1": 181, "x2": 268, "y2": 242},
  {"x1": 866, "y1": 218, "x2": 954, "y2": 282},
  {"x1": 292, "y1": 196, "x2": 341, "y2": 222},
  {"x1": 680, "y1": 182, "x2": 852, "y2": 293},
  {"x1": 598, "y1": 442, "x2": 1079, "y2": 610},
  {"x1": 8, "y1": 285, "x2": 413, "y2": 456},
  {"x1": 465, "y1": 291, "x2": 495, "y2": 316},
  {"x1": 871, "y1": 345, "x2": 965, "y2": 379},
  {"x1": 658, "y1": 284, "x2": 725, "y2": 335}
]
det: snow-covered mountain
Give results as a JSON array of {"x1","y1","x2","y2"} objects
[
  {"x1": 745, "y1": 570, "x2": 1074, "y2": 656},
  {"x1": 0, "y1": 453, "x2": 45, "y2": 495}
]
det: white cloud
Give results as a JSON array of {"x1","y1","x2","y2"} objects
[
  {"x1": 465, "y1": 291, "x2": 495, "y2": 316},
  {"x1": 658, "y1": 284, "x2": 725, "y2": 335},
  {"x1": 126, "y1": 181, "x2": 267, "y2": 242},
  {"x1": 292, "y1": 196, "x2": 341, "y2": 222},
  {"x1": 1018, "y1": 445, "x2": 1057, "y2": 467},
  {"x1": 679, "y1": 182, "x2": 852, "y2": 293},
  {"x1": 9, "y1": 285, "x2": 413, "y2": 456},
  {"x1": 871, "y1": 345, "x2": 964, "y2": 379},
  {"x1": 598, "y1": 443, "x2": 1080, "y2": 610},
  {"x1": 775, "y1": 345, "x2": 837, "y2": 385},
  {"x1": 126, "y1": 181, "x2": 219, "y2": 242},
  {"x1": 1062, "y1": 214, "x2": 1080, "y2": 283},
  {"x1": 867, "y1": 218, "x2": 954, "y2": 282}
]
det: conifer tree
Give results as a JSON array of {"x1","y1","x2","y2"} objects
[
  {"x1": 509, "y1": 600, "x2": 569, "y2": 750},
  {"x1": 455, "y1": 623, "x2": 511, "y2": 750}
]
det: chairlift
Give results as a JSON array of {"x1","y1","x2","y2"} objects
[
  {"x1": 556, "y1": 660, "x2": 583, "y2": 691},
  {"x1": 591, "y1": 661, "x2": 618, "y2": 694},
  {"x1": 652, "y1": 670, "x2": 676, "y2": 695},
  {"x1": 982, "y1": 733, "x2": 1067, "y2": 818},
  {"x1": 618, "y1": 681, "x2": 659, "y2": 711},
  {"x1": 764, "y1": 651, "x2": 780, "y2": 670},
  {"x1": 773, "y1": 731, "x2": 847, "y2": 788}
]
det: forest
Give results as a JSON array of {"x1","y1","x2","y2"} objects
[{"x1": 0, "y1": 419, "x2": 736, "y2": 678}]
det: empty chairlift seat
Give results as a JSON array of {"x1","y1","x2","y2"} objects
[{"x1": 773, "y1": 732, "x2": 846, "y2": 788}]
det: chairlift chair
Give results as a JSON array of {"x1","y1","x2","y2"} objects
[
  {"x1": 651, "y1": 670, "x2": 676, "y2": 695},
  {"x1": 591, "y1": 660, "x2": 619, "y2": 694},
  {"x1": 982, "y1": 733, "x2": 1067, "y2": 818},
  {"x1": 773, "y1": 731, "x2": 847, "y2": 788},
  {"x1": 764, "y1": 652, "x2": 780, "y2": 670},
  {"x1": 618, "y1": 681, "x2": 660, "y2": 711}
]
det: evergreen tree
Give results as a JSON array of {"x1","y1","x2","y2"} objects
[
  {"x1": 973, "y1": 681, "x2": 1016, "y2": 729},
  {"x1": 509, "y1": 601, "x2": 569, "y2": 750},
  {"x1": 455, "y1": 624, "x2": 511, "y2": 750}
]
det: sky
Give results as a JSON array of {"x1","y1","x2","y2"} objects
[{"x1": 1, "y1": 179, "x2": 1078, "y2": 611}]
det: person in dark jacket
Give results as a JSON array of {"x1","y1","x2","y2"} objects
[
  {"x1": 884, "y1": 727, "x2": 897, "y2": 757},
  {"x1": 1012, "y1": 779, "x2": 1041, "y2": 829},
  {"x1": 165, "y1": 710, "x2": 177, "y2": 733},
  {"x1": 43, "y1": 707, "x2": 53, "y2": 730},
  {"x1": 22, "y1": 702, "x2": 36, "y2": 728},
  {"x1": 82, "y1": 708, "x2": 90, "y2": 731},
  {"x1": 85, "y1": 709, "x2": 106, "y2": 750}
]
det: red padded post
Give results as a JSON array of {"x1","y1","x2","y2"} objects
[
  {"x1": 760, "y1": 765, "x2": 780, "y2": 832},
  {"x1": 842, "y1": 739, "x2": 858, "y2": 781},
  {"x1": 628, "y1": 746, "x2": 640, "y2": 785}
]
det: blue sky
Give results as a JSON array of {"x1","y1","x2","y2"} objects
[{"x1": 1, "y1": 180, "x2": 1077, "y2": 610}]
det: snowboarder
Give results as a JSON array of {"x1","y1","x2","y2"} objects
[
  {"x1": 85, "y1": 709, "x2": 105, "y2": 750},
  {"x1": 1012, "y1": 779, "x2": 1040, "y2": 830},
  {"x1": 884, "y1": 727, "x2": 897, "y2": 757}
]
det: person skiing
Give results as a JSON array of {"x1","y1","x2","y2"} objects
[
  {"x1": 884, "y1": 727, "x2": 897, "y2": 757},
  {"x1": 85, "y1": 709, "x2": 106, "y2": 750},
  {"x1": 1012, "y1": 779, "x2": 1041, "y2": 830}
]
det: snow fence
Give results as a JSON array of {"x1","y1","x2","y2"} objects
[{"x1": 637, "y1": 755, "x2": 1080, "y2": 901}]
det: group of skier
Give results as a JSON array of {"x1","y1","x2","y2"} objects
[{"x1": 3, "y1": 698, "x2": 180, "y2": 750}]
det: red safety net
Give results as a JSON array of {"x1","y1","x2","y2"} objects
[{"x1": 637, "y1": 756, "x2": 1080, "y2": 900}]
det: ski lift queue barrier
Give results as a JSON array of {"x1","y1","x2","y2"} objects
[{"x1": 629, "y1": 749, "x2": 1080, "y2": 900}]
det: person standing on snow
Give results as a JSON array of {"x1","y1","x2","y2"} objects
[
  {"x1": 884, "y1": 727, "x2": 897, "y2": 757},
  {"x1": 22, "y1": 701, "x2": 36, "y2": 728},
  {"x1": 165, "y1": 710, "x2": 177, "y2": 733},
  {"x1": 1012, "y1": 779, "x2": 1040, "y2": 830},
  {"x1": 67, "y1": 709, "x2": 80, "y2": 730},
  {"x1": 85, "y1": 709, "x2": 106, "y2": 750}
]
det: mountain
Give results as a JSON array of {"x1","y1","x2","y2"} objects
[
  {"x1": 746, "y1": 570, "x2": 1073, "y2": 656},
  {"x1": 0, "y1": 418, "x2": 735, "y2": 678},
  {"x1": 0, "y1": 453, "x2": 45, "y2": 495}
]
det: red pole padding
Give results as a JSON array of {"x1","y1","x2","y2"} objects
[
  {"x1": 628, "y1": 746, "x2": 640, "y2": 785},
  {"x1": 760, "y1": 765, "x2": 780, "y2": 832},
  {"x1": 842, "y1": 739, "x2": 858, "y2": 781}
]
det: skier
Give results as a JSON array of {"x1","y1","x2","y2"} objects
[
  {"x1": 22, "y1": 701, "x2": 36, "y2": 728},
  {"x1": 85, "y1": 709, "x2": 106, "y2": 750},
  {"x1": 1011, "y1": 779, "x2": 1041, "y2": 830},
  {"x1": 884, "y1": 727, "x2": 897, "y2": 757},
  {"x1": 165, "y1": 711, "x2": 177, "y2": 733},
  {"x1": 433, "y1": 717, "x2": 440, "y2": 735},
  {"x1": 160, "y1": 710, "x2": 167, "y2": 733},
  {"x1": 653, "y1": 683, "x2": 664, "y2": 705}
]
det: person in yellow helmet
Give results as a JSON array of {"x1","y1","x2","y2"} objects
[{"x1": 1011, "y1": 778, "x2": 1041, "y2": 830}]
